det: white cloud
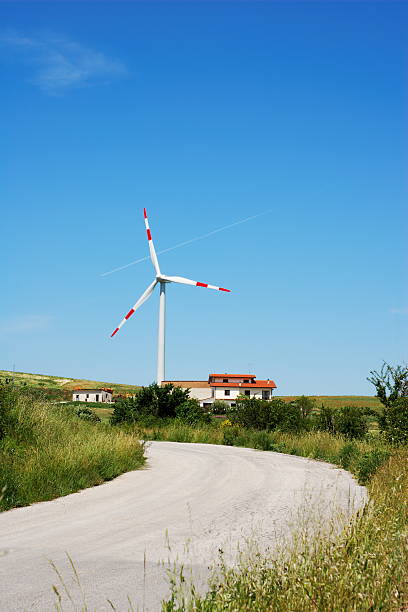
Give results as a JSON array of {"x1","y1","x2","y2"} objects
[
  {"x1": 390, "y1": 307, "x2": 408, "y2": 315},
  {"x1": 1, "y1": 31, "x2": 128, "y2": 94},
  {"x1": 0, "y1": 315, "x2": 53, "y2": 334}
]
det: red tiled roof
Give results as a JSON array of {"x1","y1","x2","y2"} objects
[
  {"x1": 210, "y1": 374, "x2": 255, "y2": 379},
  {"x1": 162, "y1": 380, "x2": 209, "y2": 388},
  {"x1": 211, "y1": 380, "x2": 277, "y2": 389}
]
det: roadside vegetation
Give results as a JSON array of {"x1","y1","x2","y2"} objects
[
  {"x1": 0, "y1": 384, "x2": 145, "y2": 511},
  {"x1": 2, "y1": 363, "x2": 406, "y2": 609},
  {"x1": 162, "y1": 450, "x2": 407, "y2": 612},
  {"x1": 108, "y1": 363, "x2": 408, "y2": 611}
]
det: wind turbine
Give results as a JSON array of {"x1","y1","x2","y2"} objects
[{"x1": 110, "y1": 209, "x2": 231, "y2": 385}]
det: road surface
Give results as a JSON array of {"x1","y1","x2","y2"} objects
[{"x1": 0, "y1": 441, "x2": 366, "y2": 611}]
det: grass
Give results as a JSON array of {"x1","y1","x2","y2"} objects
[
  {"x1": 162, "y1": 451, "x2": 408, "y2": 612},
  {"x1": 0, "y1": 369, "x2": 141, "y2": 395},
  {"x1": 0, "y1": 388, "x2": 145, "y2": 511},
  {"x1": 135, "y1": 422, "x2": 406, "y2": 611},
  {"x1": 277, "y1": 395, "x2": 383, "y2": 410}
]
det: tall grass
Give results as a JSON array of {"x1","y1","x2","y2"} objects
[
  {"x1": 140, "y1": 423, "x2": 390, "y2": 484},
  {"x1": 162, "y1": 451, "x2": 408, "y2": 611},
  {"x1": 137, "y1": 422, "x2": 407, "y2": 609},
  {"x1": 0, "y1": 389, "x2": 145, "y2": 511}
]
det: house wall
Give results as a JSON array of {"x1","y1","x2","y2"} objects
[
  {"x1": 188, "y1": 387, "x2": 214, "y2": 401},
  {"x1": 213, "y1": 387, "x2": 272, "y2": 401},
  {"x1": 72, "y1": 391, "x2": 112, "y2": 403}
]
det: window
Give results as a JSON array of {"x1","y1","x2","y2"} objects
[
  {"x1": 225, "y1": 390, "x2": 230, "y2": 396},
  {"x1": 95, "y1": 394, "x2": 99, "y2": 402},
  {"x1": 262, "y1": 391, "x2": 270, "y2": 400},
  {"x1": 244, "y1": 390, "x2": 250, "y2": 396},
  {"x1": 231, "y1": 403, "x2": 236, "y2": 407},
  {"x1": 86, "y1": 394, "x2": 89, "y2": 398},
  {"x1": 223, "y1": 378, "x2": 228, "y2": 383},
  {"x1": 75, "y1": 395, "x2": 79, "y2": 400},
  {"x1": 243, "y1": 379, "x2": 249, "y2": 383}
]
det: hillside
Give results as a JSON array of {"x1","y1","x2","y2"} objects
[{"x1": 0, "y1": 370, "x2": 141, "y2": 395}]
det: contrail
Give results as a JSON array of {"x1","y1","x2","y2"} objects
[{"x1": 101, "y1": 209, "x2": 272, "y2": 277}]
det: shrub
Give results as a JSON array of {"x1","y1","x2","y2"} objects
[
  {"x1": 293, "y1": 395, "x2": 316, "y2": 419},
  {"x1": 227, "y1": 397, "x2": 307, "y2": 433},
  {"x1": 333, "y1": 406, "x2": 368, "y2": 440},
  {"x1": 210, "y1": 400, "x2": 228, "y2": 415},
  {"x1": 313, "y1": 405, "x2": 336, "y2": 434},
  {"x1": 337, "y1": 442, "x2": 359, "y2": 469},
  {"x1": 175, "y1": 399, "x2": 212, "y2": 425},
  {"x1": 75, "y1": 407, "x2": 101, "y2": 423},
  {"x1": 356, "y1": 448, "x2": 390, "y2": 484},
  {"x1": 384, "y1": 397, "x2": 408, "y2": 445},
  {"x1": 111, "y1": 383, "x2": 190, "y2": 424}
]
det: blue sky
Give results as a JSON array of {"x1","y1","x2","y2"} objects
[{"x1": 2, "y1": 1, "x2": 407, "y2": 395}]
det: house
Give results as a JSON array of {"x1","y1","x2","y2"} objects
[
  {"x1": 162, "y1": 373, "x2": 277, "y2": 408},
  {"x1": 72, "y1": 388, "x2": 113, "y2": 403}
]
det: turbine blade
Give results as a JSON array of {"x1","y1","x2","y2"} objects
[
  {"x1": 144, "y1": 208, "x2": 161, "y2": 276},
  {"x1": 110, "y1": 280, "x2": 157, "y2": 337},
  {"x1": 162, "y1": 275, "x2": 230, "y2": 293}
]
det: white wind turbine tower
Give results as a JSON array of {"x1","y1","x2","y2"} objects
[{"x1": 110, "y1": 209, "x2": 231, "y2": 385}]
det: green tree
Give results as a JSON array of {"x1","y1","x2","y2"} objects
[
  {"x1": 226, "y1": 397, "x2": 306, "y2": 433},
  {"x1": 367, "y1": 362, "x2": 408, "y2": 408},
  {"x1": 368, "y1": 362, "x2": 408, "y2": 433},
  {"x1": 111, "y1": 383, "x2": 190, "y2": 425},
  {"x1": 385, "y1": 398, "x2": 408, "y2": 445},
  {"x1": 314, "y1": 405, "x2": 336, "y2": 434},
  {"x1": 333, "y1": 406, "x2": 368, "y2": 440},
  {"x1": 175, "y1": 398, "x2": 212, "y2": 425},
  {"x1": 293, "y1": 395, "x2": 316, "y2": 419}
]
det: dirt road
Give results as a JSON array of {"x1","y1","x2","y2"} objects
[{"x1": 0, "y1": 441, "x2": 366, "y2": 611}]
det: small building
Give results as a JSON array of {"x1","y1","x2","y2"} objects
[
  {"x1": 162, "y1": 373, "x2": 277, "y2": 408},
  {"x1": 72, "y1": 388, "x2": 113, "y2": 403}
]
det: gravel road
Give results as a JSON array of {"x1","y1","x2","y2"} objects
[{"x1": 0, "y1": 441, "x2": 366, "y2": 611}]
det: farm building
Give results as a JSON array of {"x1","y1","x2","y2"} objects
[
  {"x1": 72, "y1": 388, "x2": 113, "y2": 403},
  {"x1": 162, "y1": 373, "x2": 277, "y2": 408}
]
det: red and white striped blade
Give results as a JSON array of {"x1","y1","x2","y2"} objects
[
  {"x1": 162, "y1": 275, "x2": 230, "y2": 292},
  {"x1": 144, "y1": 208, "x2": 161, "y2": 276},
  {"x1": 110, "y1": 280, "x2": 158, "y2": 337}
]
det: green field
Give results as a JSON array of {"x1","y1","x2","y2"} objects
[{"x1": 277, "y1": 395, "x2": 382, "y2": 409}]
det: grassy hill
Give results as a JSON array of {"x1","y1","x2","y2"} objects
[{"x1": 0, "y1": 370, "x2": 141, "y2": 396}]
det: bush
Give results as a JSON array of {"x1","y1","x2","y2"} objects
[
  {"x1": 75, "y1": 407, "x2": 101, "y2": 423},
  {"x1": 356, "y1": 448, "x2": 390, "y2": 484},
  {"x1": 226, "y1": 397, "x2": 308, "y2": 433},
  {"x1": 210, "y1": 400, "x2": 228, "y2": 415},
  {"x1": 313, "y1": 405, "x2": 336, "y2": 434},
  {"x1": 337, "y1": 442, "x2": 359, "y2": 469},
  {"x1": 293, "y1": 395, "x2": 316, "y2": 419},
  {"x1": 333, "y1": 406, "x2": 368, "y2": 440},
  {"x1": 385, "y1": 397, "x2": 408, "y2": 445},
  {"x1": 175, "y1": 399, "x2": 212, "y2": 425},
  {"x1": 111, "y1": 383, "x2": 190, "y2": 425}
]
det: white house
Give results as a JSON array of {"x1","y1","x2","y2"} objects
[
  {"x1": 162, "y1": 373, "x2": 277, "y2": 408},
  {"x1": 72, "y1": 388, "x2": 113, "y2": 403}
]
